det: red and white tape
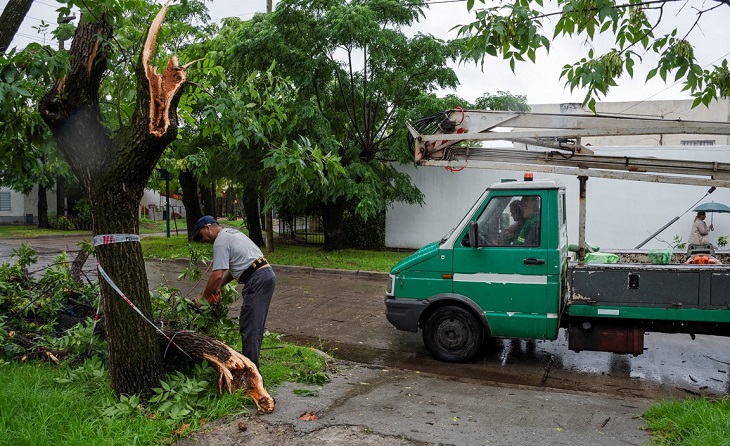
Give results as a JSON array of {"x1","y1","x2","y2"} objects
[
  {"x1": 93, "y1": 233, "x2": 190, "y2": 358},
  {"x1": 93, "y1": 234, "x2": 140, "y2": 246}
]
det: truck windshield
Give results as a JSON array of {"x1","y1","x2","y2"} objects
[{"x1": 439, "y1": 190, "x2": 489, "y2": 245}]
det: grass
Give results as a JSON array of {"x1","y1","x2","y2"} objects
[
  {"x1": 0, "y1": 221, "x2": 410, "y2": 272},
  {"x1": 0, "y1": 225, "x2": 88, "y2": 238},
  {"x1": 141, "y1": 233, "x2": 410, "y2": 272},
  {"x1": 0, "y1": 362, "x2": 171, "y2": 445},
  {"x1": 0, "y1": 218, "x2": 177, "y2": 237},
  {"x1": 643, "y1": 397, "x2": 730, "y2": 445},
  {"x1": 0, "y1": 334, "x2": 330, "y2": 445}
]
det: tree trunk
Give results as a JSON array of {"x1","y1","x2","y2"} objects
[
  {"x1": 38, "y1": 5, "x2": 189, "y2": 396},
  {"x1": 243, "y1": 184, "x2": 264, "y2": 246},
  {"x1": 265, "y1": 208, "x2": 274, "y2": 253},
  {"x1": 179, "y1": 169, "x2": 202, "y2": 239},
  {"x1": 200, "y1": 182, "x2": 215, "y2": 217},
  {"x1": 93, "y1": 189, "x2": 162, "y2": 396},
  {"x1": 37, "y1": 185, "x2": 49, "y2": 228},
  {"x1": 56, "y1": 176, "x2": 65, "y2": 217},
  {"x1": 322, "y1": 198, "x2": 347, "y2": 251},
  {"x1": 0, "y1": 0, "x2": 33, "y2": 54}
]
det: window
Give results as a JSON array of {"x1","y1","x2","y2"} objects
[
  {"x1": 680, "y1": 140, "x2": 715, "y2": 146},
  {"x1": 0, "y1": 191, "x2": 10, "y2": 211},
  {"x1": 462, "y1": 195, "x2": 541, "y2": 247}
]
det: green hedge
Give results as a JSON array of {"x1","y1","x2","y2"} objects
[{"x1": 342, "y1": 211, "x2": 385, "y2": 250}]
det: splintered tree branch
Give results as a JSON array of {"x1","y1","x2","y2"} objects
[
  {"x1": 142, "y1": 1, "x2": 188, "y2": 137},
  {"x1": 158, "y1": 330, "x2": 275, "y2": 414}
]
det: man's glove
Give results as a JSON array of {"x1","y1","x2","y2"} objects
[
  {"x1": 189, "y1": 290, "x2": 221, "y2": 314},
  {"x1": 207, "y1": 290, "x2": 222, "y2": 305}
]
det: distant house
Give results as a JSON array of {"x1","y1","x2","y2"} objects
[
  {"x1": 0, "y1": 186, "x2": 59, "y2": 225},
  {"x1": 0, "y1": 187, "x2": 185, "y2": 225},
  {"x1": 140, "y1": 189, "x2": 186, "y2": 221}
]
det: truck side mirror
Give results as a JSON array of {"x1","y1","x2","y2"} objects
[{"x1": 469, "y1": 221, "x2": 479, "y2": 248}]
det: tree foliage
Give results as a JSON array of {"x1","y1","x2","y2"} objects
[
  {"x1": 0, "y1": 18, "x2": 77, "y2": 225},
  {"x1": 169, "y1": 17, "x2": 295, "y2": 241},
  {"x1": 459, "y1": 0, "x2": 730, "y2": 111},
  {"x1": 230, "y1": 0, "x2": 463, "y2": 249}
]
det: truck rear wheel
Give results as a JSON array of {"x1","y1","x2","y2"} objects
[{"x1": 422, "y1": 305, "x2": 483, "y2": 363}]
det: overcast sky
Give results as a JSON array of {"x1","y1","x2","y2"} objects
[{"x1": 6, "y1": 0, "x2": 730, "y2": 106}]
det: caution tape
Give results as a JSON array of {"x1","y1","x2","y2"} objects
[
  {"x1": 97, "y1": 262, "x2": 191, "y2": 359},
  {"x1": 93, "y1": 234, "x2": 140, "y2": 246}
]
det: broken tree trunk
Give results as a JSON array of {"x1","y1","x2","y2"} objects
[
  {"x1": 158, "y1": 330, "x2": 275, "y2": 414},
  {"x1": 39, "y1": 1, "x2": 194, "y2": 396},
  {"x1": 70, "y1": 249, "x2": 90, "y2": 283}
]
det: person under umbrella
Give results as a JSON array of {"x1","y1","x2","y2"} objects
[{"x1": 689, "y1": 211, "x2": 713, "y2": 244}]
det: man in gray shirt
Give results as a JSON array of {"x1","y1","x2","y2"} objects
[{"x1": 193, "y1": 215, "x2": 276, "y2": 368}]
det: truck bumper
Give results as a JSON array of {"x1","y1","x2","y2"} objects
[{"x1": 384, "y1": 296, "x2": 428, "y2": 332}]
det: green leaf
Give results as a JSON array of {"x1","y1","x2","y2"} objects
[{"x1": 646, "y1": 67, "x2": 658, "y2": 81}]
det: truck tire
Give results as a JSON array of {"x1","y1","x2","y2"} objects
[{"x1": 422, "y1": 305, "x2": 483, "y2": 363}]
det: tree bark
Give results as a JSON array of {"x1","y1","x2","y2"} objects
[
  {"x1": 200, "y1": 182, "x2": 215, "y2": 217},
  {"x1": 158, "y1": 331, "x2": 275, "y2": 414},
  {"x1": 243, "y1": 184, "x2": 264, "y2": 246},
  {"x1": 56, "y1": 176, "x2": 65, "y2": 217},
  {"x1": 37, "y1": 184, "x2": 49, "y2": 228},
  {"x1": 179, "y1": 169, "x2": 202, "y2": 239},
  {"x1": 322, "y1": 197, "x2": 347, "y2": 251},
  {"x1": 265, "y1": 208, "x2": 274, "y2": 253},
  {"x1": 0, "y1": 0, "x2": 33, "y2": 54},
  {"x1": 39, "y1": 5, "x2": 190, "y2": 396}
]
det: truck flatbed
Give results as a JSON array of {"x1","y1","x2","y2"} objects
[{"x1": 569, "y1": 261, "x2": 730, "y2": 309}]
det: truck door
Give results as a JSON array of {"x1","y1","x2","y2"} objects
[{"x1": 453, "y1": 192, "x2": 549, "y2": 339}]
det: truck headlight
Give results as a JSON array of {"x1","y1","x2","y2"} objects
[{"x1": 386, "y1": 274, "x2": 395, "y2": 296}]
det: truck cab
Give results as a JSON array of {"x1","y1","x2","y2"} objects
[{"x1": 385, "y1": 176, "x2": 569, "y2": 362}]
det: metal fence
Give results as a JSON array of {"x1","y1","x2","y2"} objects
[{"x1": 277, "y1": 214, "x2": 324, "y2": 244}]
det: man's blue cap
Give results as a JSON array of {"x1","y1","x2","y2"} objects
[{"x1": 192, "y1": 215, "x2": 217, "y2": 241}]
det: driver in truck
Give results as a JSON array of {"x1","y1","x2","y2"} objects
[{"x1": 513, "y1": 195, "x2": 540, "y2": 246}]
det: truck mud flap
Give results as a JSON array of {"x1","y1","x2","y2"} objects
[{"x1": 568, "y1": 320, "x2": 644, "y2": 356}]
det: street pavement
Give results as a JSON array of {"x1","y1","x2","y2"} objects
[{"x1": 0, "y1": 234, "x2": 662, "y2": 445}]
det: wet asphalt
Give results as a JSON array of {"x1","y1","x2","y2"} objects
[{"x1": 3, "y1": 233, "x2": 729, "y2": 445}]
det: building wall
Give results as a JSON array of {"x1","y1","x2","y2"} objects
[
  {"x1": 140, "y1": 189, "x2": 186, "y2": 221},
  {"x1": 0, "y1": 186, "x2": 59, "y2": 225},
  {"x1": 385, "y1": 99, "x2": 730, "y2": 250},
  {"x1": 0, "y1": 187, "x2": 185, "y2": 225}
]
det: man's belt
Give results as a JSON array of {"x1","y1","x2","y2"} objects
[{"x1": 238, "y1": 256, "x2": 270, "y2": 284}]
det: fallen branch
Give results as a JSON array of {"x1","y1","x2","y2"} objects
[{"x1": 158, "y1": 330, "x2": 275, "y2": 414}]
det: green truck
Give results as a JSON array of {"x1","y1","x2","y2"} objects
[{"x1": 385, "y1": 110, "x2": 730, "y2": 363}]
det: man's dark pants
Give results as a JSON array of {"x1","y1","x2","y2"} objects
[{"x1": 239, "y1": 267, "x2": 276, "y2": 368}]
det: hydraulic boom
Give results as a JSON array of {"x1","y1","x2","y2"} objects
[{"x1": 407, "y1": 110, "x2": 730, "y2": 187}]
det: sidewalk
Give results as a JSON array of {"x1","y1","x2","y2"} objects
[{"x1": 175, "y1": 359, "x2": 650, "y2": 446}]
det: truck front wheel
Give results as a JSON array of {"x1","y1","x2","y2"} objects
[{"x1": 422, "y1": 305, "x2": 483, "y2": 362}]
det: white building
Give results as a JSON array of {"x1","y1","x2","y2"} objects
[
  {"x1": 0, "y1": 187, "x2": 185, "y2": 225},
  {"x1": 0, "y1": 185, "x2": 57, "y2": 225},
  {"x1": 385, "y1": 99, "x2": 730, "y2": 251}
]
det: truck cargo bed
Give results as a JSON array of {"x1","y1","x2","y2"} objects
[{"x1": 569, "y1": 262, "x2": 730, "y2": 309}]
